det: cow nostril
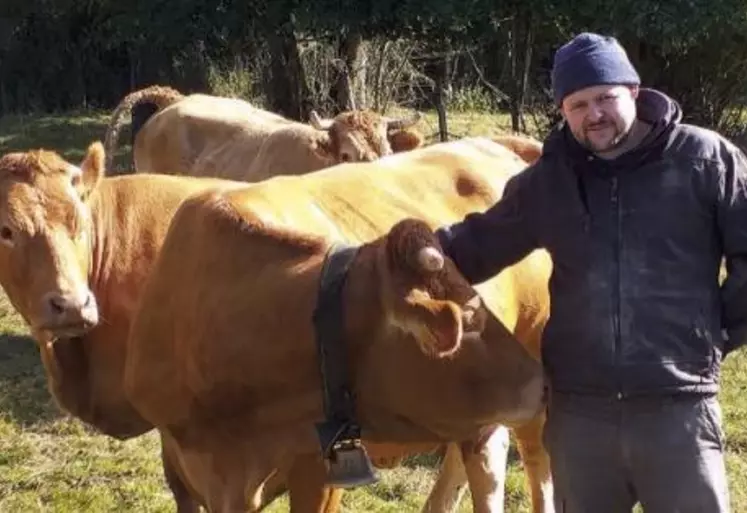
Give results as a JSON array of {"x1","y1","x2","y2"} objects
[
  {"x1": 48, "y1": 295, "x2": 67, "y2": 315},
  {"x1": 82, "y1": 293, "x2": 93, "y2": 308}
]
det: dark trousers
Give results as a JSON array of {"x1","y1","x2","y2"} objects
[{"x1": 543, "y1": 393, "x2": 730, "y2": 512}]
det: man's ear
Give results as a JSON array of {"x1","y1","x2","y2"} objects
[{"x1": 74, "y1": 141, "x2": 105, "y2": 200}]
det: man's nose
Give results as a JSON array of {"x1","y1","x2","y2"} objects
[{"x1": 586, "y1": 104, "x2": 604, "y2": 122}]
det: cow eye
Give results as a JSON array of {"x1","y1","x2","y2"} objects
[
  {"x1": 0, "y1": 226, "x2": 13, "y2": 244},
  {"x1": 340, "y1": 153, "x2": 351, "y2": 162}
]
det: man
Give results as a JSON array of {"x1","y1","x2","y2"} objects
[{"x1": 436, "y1": 32, "x2": 747, "y2": 512}]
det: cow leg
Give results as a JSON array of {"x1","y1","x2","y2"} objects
[
  {"x1": 462, "y1": 426, "x2": 511, "y2": 513},
  {"x1": 421, "y1": 443, "x2": 469, "y2": 513},
  {"x1": 202, "y1": 470, "x2": 255, "y2": 513},
  {"x1": 202, "y1": 455, "x2": 262, "y2": 513},
  {"x1": 250, "y1": 468, "x2": 288, "y2": 508},
  {"x1": 287, "y1": 453, "x2": 343, "y2": 513},
  {"x1": 165, "y1": 434, "x2": 255, "y2": 513},
  {"x1": 512, "y1": 411, "x2": 554, "y2": 513},
  {"x1": 162, "y1": 441, "x2": 202, "y2": 513}
]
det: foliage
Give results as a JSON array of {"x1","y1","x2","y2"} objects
[{"x1": 0, "y1": 0, "x2": 746, "y2": 134}]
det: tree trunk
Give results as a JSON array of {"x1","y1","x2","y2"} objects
[
  {"x1": 334, "y1": 31, "x2": 367, "y2": 111},
  {"x1": 263, "y1": 18, "x2": 311, "y2": 121},
  {"x1": 508, "y1": 12, "x2": 533, "y2": 133},
  {"x1": 435, "y1": 59, "x2": 449, "y2": 142},
  {"x1": 422, "y1": 45, "x2": 451, "y2": 142}
]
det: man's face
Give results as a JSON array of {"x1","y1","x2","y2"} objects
[{"x1": 561, "y1": 84, "x2": 639, "y2": 155}]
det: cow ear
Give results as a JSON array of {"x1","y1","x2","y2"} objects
[
  {"x1": 490, "y1": 135, "x2": 543, "y2": 165},
  {"x1": 388, "y1": 129, "x2": 424, "y2": 153},
  {"x1": 74, "y1": 141, "x2": 105, "y2": 200},
  {"x1": 404, "y1": 292, "x2": 463, "y2": 358}
]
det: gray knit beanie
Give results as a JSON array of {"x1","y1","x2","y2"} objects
[{"x1": 551, "y1": 32, "x2": 641, "y2": 105}]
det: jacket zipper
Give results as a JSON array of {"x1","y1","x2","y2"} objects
[{"x1": 611, "y1": 176, "x2": 623, "y2": 400}]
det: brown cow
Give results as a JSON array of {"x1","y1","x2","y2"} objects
[
  {"x1": 0, "y1": 142, "x2": 244, "y2": 508},
  {"x1": 103, "y1": 85, "x2": 424, "y2": 179},
  {"x1": 124, "y1": 137, "x2": 553, "y2": 512}
]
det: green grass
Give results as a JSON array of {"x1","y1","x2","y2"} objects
[
  {"x1": 0, "y1": 108, "x2": 746, "y2": 512},
  {"x1": 0, "y1": 109, "x2": 133, "y2": 172}
]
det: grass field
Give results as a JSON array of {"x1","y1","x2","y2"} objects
[{"x1": 0, "y1": 108, "x2": 746, "y2": 512}]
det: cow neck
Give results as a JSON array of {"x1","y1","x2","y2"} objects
[
  {"x1": 311, "y1": 240, "x2": 383, "y2": 486},
  {"x1": 85, "y1": 182, "x2": 141, "y2": 316},
  {"x1": 85, "y1": 186, "x2": 112, "y2": 298}
]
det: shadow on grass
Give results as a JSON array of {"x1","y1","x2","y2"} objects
[
  {"x1": 0, "y1": 331, "x2": 65, "y2": 426},
  {"x1": 0, "y1": 109, "x2": 133, "y2": 173}
]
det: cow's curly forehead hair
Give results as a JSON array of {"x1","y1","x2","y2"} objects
[
  {"x1": 386, "y1": 219, "x2": 443, "y2": 278},
  {"x1": 331, "y1": 109, "x2": 389, "y2": 151},
  {"x1": 0, "y1": 150, "x2": 70, "y2": 181}
]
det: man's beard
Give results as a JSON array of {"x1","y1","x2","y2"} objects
[{"x1": 578, "y1": 120, "x2": 632, "y2": 154}]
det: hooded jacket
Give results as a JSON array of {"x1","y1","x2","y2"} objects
[{"x1": 436, "y1": 89, "x2": 747, "y2": 397}]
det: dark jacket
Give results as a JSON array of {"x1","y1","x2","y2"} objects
[{"x1": 436, "y1": 89, "x2": 747, "y2": 397}]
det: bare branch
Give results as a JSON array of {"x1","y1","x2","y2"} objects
[{"x1": 466, "y1": 49, "x2": 509, "y2": 102}]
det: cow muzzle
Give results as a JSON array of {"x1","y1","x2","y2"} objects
[{"x1": 39, "y1": 288, "x2": 99, "y2": 338}]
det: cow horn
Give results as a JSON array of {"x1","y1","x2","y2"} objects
[
  {"x1": 386, "y1": 111, "x2": 422, "y2": 131},
  {"x1": 417, "y1": 246, "x2": 444, "y2": 273},
  {"x1": 464, "y1": 294, "x2": 482, "y2": 310},
  {"x1": 309, "y1": 110, "x2": 333, "y2": 131}
]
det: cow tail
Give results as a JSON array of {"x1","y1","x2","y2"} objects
[{"x1": 103, "y1": 85, "x2": 184, "y2": 172}]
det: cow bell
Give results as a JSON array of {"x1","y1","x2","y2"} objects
[{"x1": 325, "y1": 439, "x2": 378, "y2": 488}]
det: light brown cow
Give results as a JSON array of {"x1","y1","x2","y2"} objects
[
  {"x1": 0, "y1": 142, "x2": 244, "y2": 506},
  {"x1": 124, "y1": 137, "x2": 553, "y2": 512},
  {"x1": 103, "y1": 85, "x2": 424, "y2": 179},
  {"x1": 197, "y1": 108, "x2": 425, "y2": 183}
]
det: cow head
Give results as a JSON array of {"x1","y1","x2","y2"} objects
[
  {"x1": 309, "y1": 109, "x2": 424, "y2": 163},
  {"x1": 351, "y1": 219, "x2": 544, "y2": 440},
  {"x1": 0, "y1": 142, "x2": 104, "y2": 340}
]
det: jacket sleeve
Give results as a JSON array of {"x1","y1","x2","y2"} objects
[
  {"x1": 435, "y1": 169, "x2": 540, "y2": 285},
  {"x1": 717, "y1": 143, "x2": 747, "y2": 356}
]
